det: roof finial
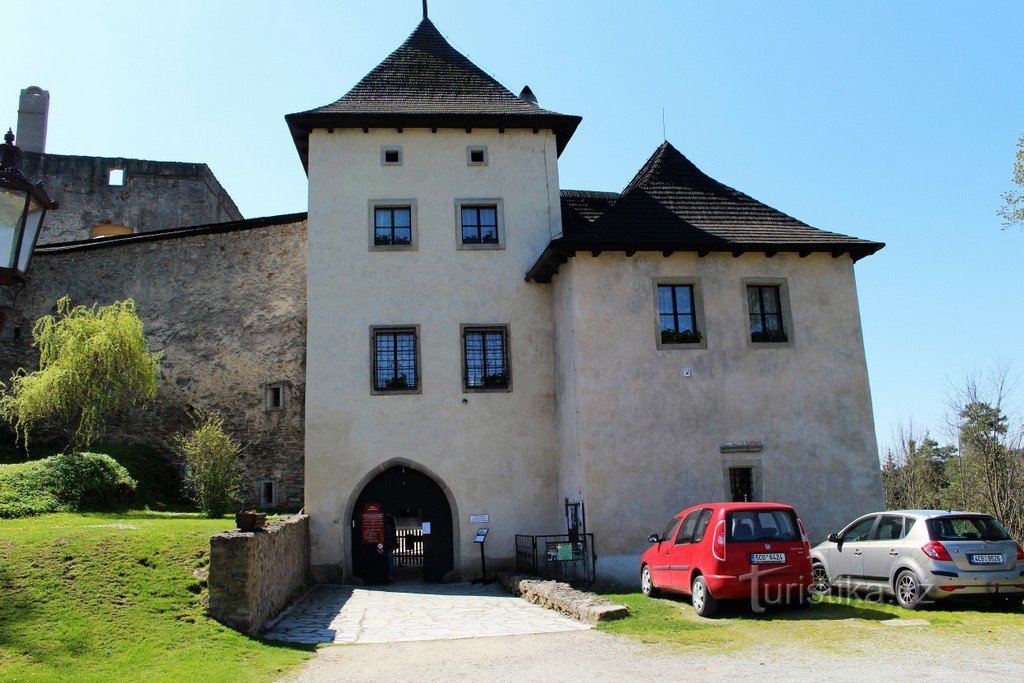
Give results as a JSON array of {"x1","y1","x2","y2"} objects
[{"x1": 422, "y1": 0, "x2": 428, "y2": 20}]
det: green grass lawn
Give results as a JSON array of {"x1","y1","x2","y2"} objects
[
  {"x1": 0, "y1": 512, "x2": 314, "y2": 683},
  {"x1": 598, "y1": 590, "x2": 1024, "y2": 654}
]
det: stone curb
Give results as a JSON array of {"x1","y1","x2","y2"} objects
[{"x1": 496, "y1": 572, "x2": 629, "y2": 624}]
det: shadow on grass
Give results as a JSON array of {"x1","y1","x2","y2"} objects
[{"x1": 632, "y1": 591, "x2": 899, "y2": 622}]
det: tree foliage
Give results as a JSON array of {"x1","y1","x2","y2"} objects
[
  {"x1": 999, "y1": 134, "x2": 1024, "y2": 229},
  {"x1": 885, "y1": 366, "x2": 1024, "y2": 541},
  {"x1": 177, "y1": 412, "x2": 241, "y2": 517},
  {"x1": 882, "y1": 422, "x2": 954, "y2": 510},
  {"x1": 0, "y1": 296, "x2": 161, "y2": 452}
]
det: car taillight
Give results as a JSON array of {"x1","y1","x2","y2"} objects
[
  {"x1": 712, "y1": 520, "x2": 726, "y2": 561},
  {"x1": 1015, "y1": 542, "x2": 1024, "y2": 561},
  {"x1": 798, "y1": 519, "x2": 812, "y2": 555},
  {"x1": 921, "y1": 541, "x2": 952, "y2": 561}
]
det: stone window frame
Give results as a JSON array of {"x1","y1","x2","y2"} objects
[
  {"x1": 381, "y1": 145, "x2": 403, "y2": 166},
  {"x1": 368, "y1": 199, "x2": 418, "y2": 252},
  {"x1": 741, "y1": 277, "x2": 794, "y2": 348},
  {"x1": 721, "y1": 459, "x2": 764, "y2": 503},
  {"x1": 460, "y1": 324, "x2": 512, "y2": 393},
  {"x1": 263, "y1": 381, "x2": 287, "y2": 412},
  {"x1": 259, "y1": 479, "x2": 278, "y2": 508},
  {"x1": 652, "y1": 277, "x2": 707, "y2": 350},
  {"x1": 369, "y1": 324, "x2": 422, "y2": 395},
  {"x1": 454, "y1": 198, "x2": 504, "y2": 250},
  {"x1": 466, "y1": 145, "x2": 488, "y2": 166}
]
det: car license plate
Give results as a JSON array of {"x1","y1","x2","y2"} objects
[
  {"x1": 750, "y1": 553, "x2": 786, "y2": 564},
  {"x1": 969, "y1": 554, "x2": 1004, "y2": 565}
]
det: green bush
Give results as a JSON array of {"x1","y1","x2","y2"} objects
[
  {"x1": 0, "y1": 461, "x2": 59, "y2": 518},
  {"x1": 177, "y1": 414, "x2": 240, "y2": 517},
  {"x1": 43, "y1": 452, "x2": 137, "y2": 511},
  {"x1": 0, "y1": 452, "x2": 135, "y2": 517}
]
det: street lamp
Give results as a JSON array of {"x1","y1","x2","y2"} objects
[{"x1": 0, "y1": 128, "x2": 56, "y2": 330}]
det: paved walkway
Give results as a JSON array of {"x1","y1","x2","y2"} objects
[{"x1": 263, "y1": 582, "x2": 591, "y2": 644}]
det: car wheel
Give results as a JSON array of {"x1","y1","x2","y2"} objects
[
  {"x1": 691, "y1": 575, "x2": 718, "y2": 617},
  {"x1": 811, "y1": 562, "x2": 832, "y2": 596},
  {"x1": 992, "y1": 595, "x2": 1023, "y2": 611},
  {"x1": 894, "y1": 569, "x2": 924, "y2": 610},
  {"x1": 640, "y1": 565, "x2": 660, "y2": 598}
]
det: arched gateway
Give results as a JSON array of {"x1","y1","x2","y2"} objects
[{"x1": 351, "y1": 465, "x2": 454, "y2": 584}]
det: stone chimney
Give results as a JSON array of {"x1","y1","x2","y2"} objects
[{"x1": 16, "y1": 86, "x2": 49, "y2": 153}]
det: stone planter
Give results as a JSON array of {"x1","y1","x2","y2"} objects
[{"x1": 235, "y1": 511, "x2": 267, "y2": 532}]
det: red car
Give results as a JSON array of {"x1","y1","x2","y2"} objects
[{"x1": 640, "y1": 501, "x2": 814, "y2": 616}]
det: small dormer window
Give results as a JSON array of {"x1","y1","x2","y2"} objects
[
  {"x1": 467, "y1": 146, "x2": 488, "y2": 166},
  {"x1": 381, "y1": 146, "x2": 403, "y2": 166},
  {"x1": 109, "y1": 169, "x2": 124, "y2": 186}
]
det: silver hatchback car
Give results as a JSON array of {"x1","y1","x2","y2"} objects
[{"x1": 811, "y1": 510, "x2": 1024, "y2": 610}]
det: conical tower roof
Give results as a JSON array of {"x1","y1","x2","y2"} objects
[{"x1": 286, "y1": 19, "x2": 580, "y2": 170}]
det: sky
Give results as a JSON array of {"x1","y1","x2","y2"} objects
[{"x1": 4, "y1": 1, "x2": 1023, "y2": 455}]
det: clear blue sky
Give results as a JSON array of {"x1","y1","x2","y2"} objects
[{"x1": 5, "y1": 1, "x2": 1023, "y2": 454}]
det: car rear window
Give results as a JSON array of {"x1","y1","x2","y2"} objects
[
  {"x1": 926, "y1": 515, "x2": 1011, "y2": 542},
  {"x1": 726, "y1": 509, "x2": 799, "y2": 542}
]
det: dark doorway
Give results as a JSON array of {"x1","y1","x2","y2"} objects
[{"x1": 352, "y1": 465, "x2": 454, "y2": 584}]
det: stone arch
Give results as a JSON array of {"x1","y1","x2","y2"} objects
[{"x1": 342, "y1": 458, "x2": 461, "y2": 582}]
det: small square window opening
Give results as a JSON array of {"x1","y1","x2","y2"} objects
[
  {"x1": 467, "y1": 146, "x2": 488, "y2": 165},
  {"x1": 108, "y1": 169, "x2": 124, "y2": 186},
  {"x1": 381, "y1": 147, "x2": 402, "y2": 166}
]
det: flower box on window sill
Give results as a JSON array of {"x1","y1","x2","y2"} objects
[
  {"x1": 750, "y1": 330, "x2": 788, "y2": 343},
  {"x1": 661, "y1": 329, "x2": 702, "y2": 344}
]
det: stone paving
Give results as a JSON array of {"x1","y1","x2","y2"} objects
[{"x1": 263, "y1": 582, "x2": 592, "y2": 644}]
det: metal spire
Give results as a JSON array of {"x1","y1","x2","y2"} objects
[{"x1": 422, "y1": 0, "x2": 428, "y2": 20}]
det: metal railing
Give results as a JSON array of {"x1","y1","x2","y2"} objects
[{"x1": 515, "y1": 533, "x2": 596, "y2": 583}]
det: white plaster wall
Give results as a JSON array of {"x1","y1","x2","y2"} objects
[
  {"x1": 554, "y1": 252, "x2": 883, "y2": 586},
  {"x1": 305, "y1": 128, "x2": 564, "y2": 579}
]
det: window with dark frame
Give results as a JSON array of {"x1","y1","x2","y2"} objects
[
  {"x1": 463, "y1": 327, "x2": 509, "y2": 390},
  {"x1": 657, "y1": 284, "x2": 701, "y2": 344},
  {"x1": 374, "y1": 207, "x2": 412, "y2": 246},
  {"x1": 373, "y1": 328, "x2": 418, "y2": 391},
  {"x1": 729, "y1": 467, "x2": 754, "y2": 502},
  {"x1": 460, "y1": 205, "x2": 498, "y2": 245},
  {"x1": 747, "y1": 284, "x2": 787, "y2": 343}
]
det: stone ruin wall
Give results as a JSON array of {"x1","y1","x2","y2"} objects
[
  {"x1": 0, "y1": 217, "x2": 308, "y2": 511},
  {"x1": 21, "y1": 152, "x2": 243, "y2": 244}
]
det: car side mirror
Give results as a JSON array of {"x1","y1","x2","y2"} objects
[
  {"x1": 648, "y1": 534, "x2": 660, "y2": 544},
  {"x1": 827, "y1": 532, "x2": 839, "y2": 543}
]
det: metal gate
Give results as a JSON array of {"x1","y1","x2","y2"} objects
[{"x1": 395, "y1": 528, "x2": 424, "y2": 567}]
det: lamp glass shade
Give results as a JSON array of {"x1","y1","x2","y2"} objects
[
  {"x1": 17, "y1": 197, "x2": 42, "y2": 272},
  {"x1": 0, "y1": 186, "x2": 27, "y2": 269}
]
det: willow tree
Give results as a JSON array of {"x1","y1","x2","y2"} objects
[{"x1": 0, "y1": 296, "x2": 161, "y2": 452}]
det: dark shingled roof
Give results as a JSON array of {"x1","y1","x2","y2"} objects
[
  {"x1": 286, "y1": 19, "x2": 581, "y2": 171},
  {"x1": 527, "y1": 142, "x2": 884, "y2": 282}
]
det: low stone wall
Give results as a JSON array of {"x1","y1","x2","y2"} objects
[
  {"x1": 497, "y1": 572, "x2": 629, "y2": 624},
  {"x1": 208, "y1": 514, "x2": 310, "y2": 635}
]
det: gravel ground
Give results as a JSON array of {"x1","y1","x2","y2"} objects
[{"x1": 284, "y1": 627, "x2": 1024, "y2": 682}]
